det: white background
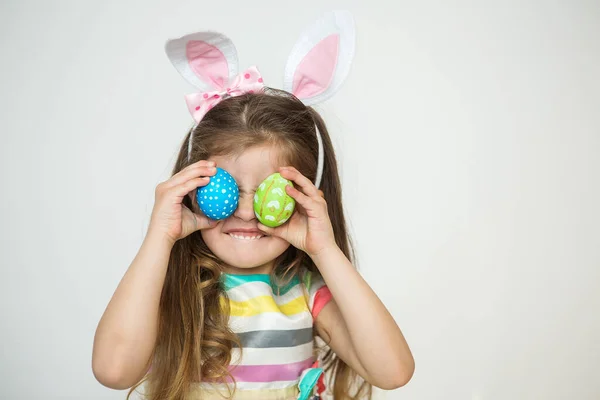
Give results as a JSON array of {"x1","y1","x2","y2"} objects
[{"x1": 1, "y1": 0, "x2": 599, "y2": 399}]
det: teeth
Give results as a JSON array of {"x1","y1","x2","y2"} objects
[{"x1": 228, "y1": 233, "x2": 263, "y2": 240}]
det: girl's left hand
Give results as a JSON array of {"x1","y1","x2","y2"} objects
[{"x1": 257, "y1": 166, "x2": 337, "y2": 258}]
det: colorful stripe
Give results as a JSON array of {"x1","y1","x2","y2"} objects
[
  {"x1": 235, "y1": 328, "x2": 314, "y2": 348},
  {"x1": 227, "y1": 295, "x2": 308, "y2": 317},
  {"x1": 191, "y1": 383, "x2": 299, "y2": 400},
  {"x1": 230, "y1": 357, "x2": 315, "y2": 383},
  {"x1": 229, "y1": 312, "x2": 312, "y2": 333},
  {"x1": 311, "y1": 286, "x2": 332, "y2": 319},
  {"x1": 222, "y1": 273, "x2": 300, "y2": 295},
  {"x1": 231, "y1": 342, "x2": 314, "y2": 365},
  {"x1": 226, "y1": 282, "x2": 303, "y2": 304},
  {"x1": 194, "y1": 380, "x2": 300, "y2": 391}
]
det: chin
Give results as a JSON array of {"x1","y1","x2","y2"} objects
[{"x1": 201, "y1": 228, "x2": 291, "y2": 271}]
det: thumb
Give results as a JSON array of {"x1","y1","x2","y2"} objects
[
  {"x1": 257, "y1": 223, "x2": 284, "y2": 239},
  {"x1": 195, "y1": 213, "x2": 219, "y2": 231}
]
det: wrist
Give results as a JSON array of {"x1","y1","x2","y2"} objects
[
  {"x1": 309, "y1": 243, "x2": 342, "y2": 266},
  {"x1": 146, "y1": 227, "x2": 177, "y2": 250}
]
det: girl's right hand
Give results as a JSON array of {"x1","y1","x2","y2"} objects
[{"x1": 148, "y1": 160, "x2": 218, "y2": 244}]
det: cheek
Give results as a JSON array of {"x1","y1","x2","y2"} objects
[
  {"x1": 200, "y1": 227, "x2": 219, "y2": 249},
  {"x1": 270, "y1": 236, "x2": 291, "y2": 250},
  {"x1": 266, "y1": 237, "x2": 293, "y2": 260}
]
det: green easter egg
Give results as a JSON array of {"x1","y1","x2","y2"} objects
[{"x1": 253, "y1": 173, "x2": 296, "y2": 227}]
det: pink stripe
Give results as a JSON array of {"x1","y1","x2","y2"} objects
[{"x1": 229, "y1": 357, "x2": 314, "y2": 383}]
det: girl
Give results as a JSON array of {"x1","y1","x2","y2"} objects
[{"x1": 92, "y1": 11, "x2": 414, "y2": 400}]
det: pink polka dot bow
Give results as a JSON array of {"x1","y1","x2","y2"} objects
[{"x1": 184, "y1": 66, "x2": 265, "y2": 123}]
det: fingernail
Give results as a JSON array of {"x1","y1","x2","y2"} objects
[{"x1": 207, "y1": 161, "x2": 215, "y2": 166}]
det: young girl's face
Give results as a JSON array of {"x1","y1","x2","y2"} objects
[{"x1": 199, "y1": 144, "x2": 292, "y2": 274}]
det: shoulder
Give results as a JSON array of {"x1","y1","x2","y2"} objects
[
  {"x1": 300, "y1": 268, "x2": 325, "y2": 293},
  {"x1": 300, "y1": 268, "x2": 332, "y2": 319}
]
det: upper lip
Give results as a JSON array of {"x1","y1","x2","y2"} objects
[{"x1": 225, "y1": 228, "x2": 263, "y2": 235}]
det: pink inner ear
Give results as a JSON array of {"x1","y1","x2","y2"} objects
[
  {"x1": 186, "y1": 40, "x2": 228, "y2": 90},
  {"x1": 292, "y1": 34, "x2": 340, "y2": 99}
]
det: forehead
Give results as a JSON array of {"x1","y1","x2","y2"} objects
[{"x1": 209, "y1": 145, "x2": 288, "y2": 188}]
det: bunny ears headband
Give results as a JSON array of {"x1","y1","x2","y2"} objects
[{"x1": 164, "y1": 10, "x2": 356, "y2": 188}]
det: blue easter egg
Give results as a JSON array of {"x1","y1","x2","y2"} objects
[{"x1": 196, "y1": 167, "x2": 239, "y2": 220}]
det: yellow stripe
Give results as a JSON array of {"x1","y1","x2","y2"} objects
[
  {"x1": 222, "y1": 295, "x2": 308, "y2": 317},
  {"x1": 190, "y1": 385, "x2": 298, "y2": 400}
]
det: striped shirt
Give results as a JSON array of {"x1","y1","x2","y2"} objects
[{"x1": 192, "y1": 270, "x2": 332, "y2": 399}]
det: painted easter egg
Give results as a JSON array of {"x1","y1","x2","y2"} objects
[
  {"x1": 253, "y1": 173, "x2": 296, "y2": 228},
  {"x1": 196, "y1": 167, "x2": 239, "y2": 220}
]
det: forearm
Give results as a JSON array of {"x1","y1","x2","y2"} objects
[
  {"x1": 92, "y1": 229, "x2": 173, "y2": 388},
  {"x1": 312, "y1": 246, "x2": 414, "y2": 382}
]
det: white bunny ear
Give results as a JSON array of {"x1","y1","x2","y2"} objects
[
  {"x1": 283, "y1": 10, "x2": 356, "y2": 105},
  {"x1": 165, "y1": 31, "x2": 239, "y2": 92}
]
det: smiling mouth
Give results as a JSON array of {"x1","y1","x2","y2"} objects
[{"x1": 227, "y1": 232, "x2": 265, "y2": 241}]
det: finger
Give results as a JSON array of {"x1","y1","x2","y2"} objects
[
  {"x1": 166, "y1": 162, "x2": 217, "y2": 188},
  {"x1": 285, "y1": 184, "x2": 319, "y2": 214},
  {"x1": 279, "y1": 167, "x2": 319, "y2": 198},
  {"x1": 167, "y1": 166, "x2": 216, "y2": 188},
  {"x1": 183, "y1": 205, "x2": 218, "y2": 233},
  {"x1": 187, "y1": 159, "x2": 215, "y2": 169},
  {"x1": 295, "y1": 202, "x2": 308, "y2": 216},
  {"x1": 177, "y1": 159, "x2": 216, "y2": 177},
  {"x1": 257, "y1": 223, "x2": 274, "y2": 235},
  {"x1": 194, "y1": 213, "x2": 219, "y2": 230},
  {"x1": 257, "y1": 222, "x2": 287, "y2": 240},
  {"x1": 171, "y1": 164, "x2": 217, "y2": 181},
  {"x1": 171, "y1": 177, "x2": 211, "y2": 197}
]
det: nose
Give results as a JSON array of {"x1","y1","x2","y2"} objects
[{"x1": 233, "y1": 192, "x2": 256, "y2": 222}]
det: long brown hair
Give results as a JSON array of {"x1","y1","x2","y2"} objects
[{"x1": 128, "y1": 89, "x2": 371, "y2": 399}]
